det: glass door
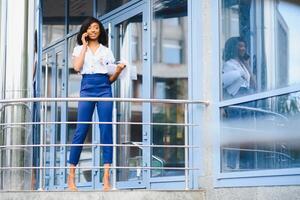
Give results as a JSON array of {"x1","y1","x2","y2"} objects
[
  {"x1": 108, "y1": 6, "x2": 147, "y2": 189},
  {"x1": 151, "y1": 0, "x2": 188, "y2": 180},
  {"x1": 41, "y1": 43, "x2": 65, "y2": 189}
]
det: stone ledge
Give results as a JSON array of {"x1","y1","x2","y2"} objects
[{"x1": 0, "y1": 190, "x2": 206, "y2": 200}]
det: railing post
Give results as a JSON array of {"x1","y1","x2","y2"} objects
[
  {"x1": 38, "y1": 101, "x2": 44, "y2": 191},
  {"x1": 112, "y1": 102, "x2": 117, "y2": 190},
  {"x1": 184, "y1": 103, "x2": 189, "y2": 190}
]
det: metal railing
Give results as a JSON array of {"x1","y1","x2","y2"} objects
[{"x1": 0, "y1": 97, "x2": 209, "y2": 191}]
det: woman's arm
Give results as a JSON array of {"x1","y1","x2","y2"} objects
[
  {"x1": 73, "y1": 45, "x2": 87, "y2": 72},
  {"x1": 73, "y1": 33, "x2": 89, "y2": 72},
  {"x1": 109, "y1": 63, "x2": 126, "y2": 83},
  {"x1": 223, "y1": 70, "x2": 242, "y2": 88},
  {"x1": 222, "y1": 61, "x2": 242, "y2": 88}
]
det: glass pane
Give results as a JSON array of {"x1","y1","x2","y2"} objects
[
  {"x1": 43, "y1": 52, "x2": 54, "y2": 187},
  {"x1": 45, "y1": 57, "x2": 52, "y2": 153},
  {"x1": 67, "y1": 35, "x2": 81, "y2": 149},
  {"x1": 221, "y1": 0, "x2": 300, "y2": 100},
  {"x1": 68, "y1": 0, "x2": 93, "y2": 33},
  {"x1": 42, "y1": 0, "x2": 66, "y2": 47},
  {"x1": 152, "y1": 0, "x2": 188, "y2": 177},
  {"x1": 114, "y1": 14, "x2": 143, "y2": 182},
  {"x1": 221, "y1": 91, "x2": 300, "y2": 172},
  {"x1": 41, "y1": 54, "x2": 48, "y2": 97},
  {"x1": 97, "y1": 0, "x2": 132, "y2": 16},
  {"x1": 67, "y1": 36, "x2": 93, "y2": 184}
]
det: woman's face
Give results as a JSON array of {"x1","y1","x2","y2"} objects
[
  {"x1": 236, "y1": 41, "x2": 246, "y2": 58},
  {"x1": 87, "y1": 22, "x2": 100, "y2": 40}
]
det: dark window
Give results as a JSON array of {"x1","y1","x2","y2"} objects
[
  {"x1": 69, "y1": 0, "x2": 93, "y2": 33},
  {"x1": 97, "y1": 0, "x2": 132, "y2": 16},
  {"x1": 42, "y1": 0, "x2": 66, "y2": 47}
]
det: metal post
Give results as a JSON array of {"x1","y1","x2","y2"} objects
[
  {"x1": 38, "y1": 101, "x2": 44, "y2": 191},
  {"x1": 1, "y1": 0, "x2": 33, "y2": 191},
  {"x1": 112, "y1": 103, "x2": 117, "y2": 190},
  {"x1": 0, "y1": 0, "x2": 7, "y2": 190},
  {"x1": 184, "y1": 103, "x2": 189, "y2": 190}
]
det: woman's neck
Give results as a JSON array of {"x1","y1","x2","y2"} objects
[{"x1": 88, "y1": 40, "x2": 100, "y2": 47}]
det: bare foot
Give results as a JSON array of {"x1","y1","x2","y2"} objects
[
  {"x1": 103, "y1": 164, "x2": 111, "y2": 191},
  {"x1": 67, "y1": 174, "x2": 78, "y2": 192},
  {"x1": 102, "y1": 172, "x2": 111, "y2": 191}
]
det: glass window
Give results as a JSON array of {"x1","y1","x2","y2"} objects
[
  {"x1": 152, "y1": 0, "x2": 188, "y2": 177},
  {"x1": 221, "y1": 91, "x2": 300, "y2": 172},
  {"x1": 162, "y1": 40, "x2": 182, "y2": 64},
  {"x1": 68, "y1": 0, "x2": 93, "y2": 33},
  {"x1": 221, "y1": 0, "x2": 300, "y2": 100},
  {"x1": 97, "y1": 0, "x2": 132, "y2": 16},
  {"x1": 42, "y1": 0, "x2": 66, "y2": 47}
]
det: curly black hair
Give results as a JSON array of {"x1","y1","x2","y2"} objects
[
  {"x1": 76, "y1": 17, "x2": 108, "y2": 46},
  {"x1": 223, "y1": 37, "x2": 247, "y2": 61}
]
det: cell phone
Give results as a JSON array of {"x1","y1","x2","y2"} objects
[
  {"x1": 243, "y1": 53, "x2": 250, "y2": 60},
  {"x1": 85, "y1": 35, "x2": 90, "y2": 42}
]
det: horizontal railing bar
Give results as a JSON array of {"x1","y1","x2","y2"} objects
[
  {"x1": 0, "y1": 166, "x2": 200, "y2": 170},
  {"x1": 0, "y1": 97, "x2": 209, "y2": 105},
  {"x1": 222, "y1": 147, "x2": 294, "y2": 159},
  {"x1": 0, "y1": 143, "x2": 200, "y2": 149},
  {"x1": 0, "y1": 121, "x2": 199, "y2": 127},
  {"x1": 0, "y1": 102, "x2": 32, "y2": 114}
]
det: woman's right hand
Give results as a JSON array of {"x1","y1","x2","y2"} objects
[{"x1": 81, "y1": 32, "x2": 88, "y2": 46}]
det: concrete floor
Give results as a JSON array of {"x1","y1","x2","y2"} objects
[{"x1": 0, "y1": 190, "x2": 205, "y2": 200}]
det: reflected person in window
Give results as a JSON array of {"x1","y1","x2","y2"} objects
[
  {"x1": 67, "y1": 17, "x2": 126, "y2": 191},
  {"x1": 222, "y1": 37, "x2": 256, "y2": 99}
]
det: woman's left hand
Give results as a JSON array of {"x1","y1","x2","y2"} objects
[
  {"x1": 116, "y1": 63, "x2": 126, "y2": 73},
  {"x1": 109, "y1": 63, "x2": 127, "y2": 83}
]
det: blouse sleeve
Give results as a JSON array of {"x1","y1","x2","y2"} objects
[
  {"x1": 222, "y1": 61, "x2": 242, "y2": 88},
  {"x1": 105, "y1": 48, "x2": 117, "y2": 75},
  {"x1": 107, "y1": 48, "x2": 116, "y2": 63},
  {"x1": 72, "y1": 45, "x2": 81, "y2": 57}
]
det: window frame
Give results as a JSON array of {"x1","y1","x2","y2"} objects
[{"x1": 214, "y1": 0, "x2": 300, "y2": 187}]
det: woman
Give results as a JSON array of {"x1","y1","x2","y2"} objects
[
  {"x1": 67, "y1": 17, "x2": 126, "y2": 191},
  {"x1": 222, "y1": 37, "x2": 256, "y2": 99},
  {"x1": 222, "y1": 37, "x2": 256, "y2": 170}
]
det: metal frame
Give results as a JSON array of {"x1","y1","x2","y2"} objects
[
  {"x1": 32, "y1": 0, "x2": 206, "y2": 191},
  {"x1": 213, "y1": 0, "x2": 300, "y2": 188},
  {"x1": 105, "y1": 3, "x2": 148, "y2": 189}
]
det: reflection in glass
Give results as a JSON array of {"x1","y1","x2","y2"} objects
[
  {"x1": 221, "y1": 92, "x2": 300, "y2": 172},
  {"x1": 67, "y1": 36, "x2": 93, "y2": 184},
  {"x1": 152, "y1": 0, "x2": 187, "y2": 177},
  {"x1": 221, "y1": 0, "x2": 300, "y2": 100},
  {"x1": 42, "y1": 0, "x2": 65, "y2": 47},
  {"x1": 97, "y1": 0, "x2": 132, "y2": 16},
  {"x1": 222, "y1": 37, "x2": 256, "y2": 99},
  {"x1": 114, "y1": 14, "x2": 143, "y2": 182},
  {"x1": 68, "y1": 0, "x2": 93, "y2": 33}
]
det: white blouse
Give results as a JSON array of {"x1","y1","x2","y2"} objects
[
  {"x1": 222, "y1": 58, "x2": 251, "y2": 96},
  {"x1": 72, "y1": 44, "x2": 115, "y2": 74}
]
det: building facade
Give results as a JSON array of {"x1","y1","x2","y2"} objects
[{"x1": 1, "y1": 0, "x2": 300, "y2": 198}]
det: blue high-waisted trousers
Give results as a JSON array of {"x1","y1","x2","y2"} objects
[{"x1": 68, "y1": 73, "x2": 113, "y2": 165}]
